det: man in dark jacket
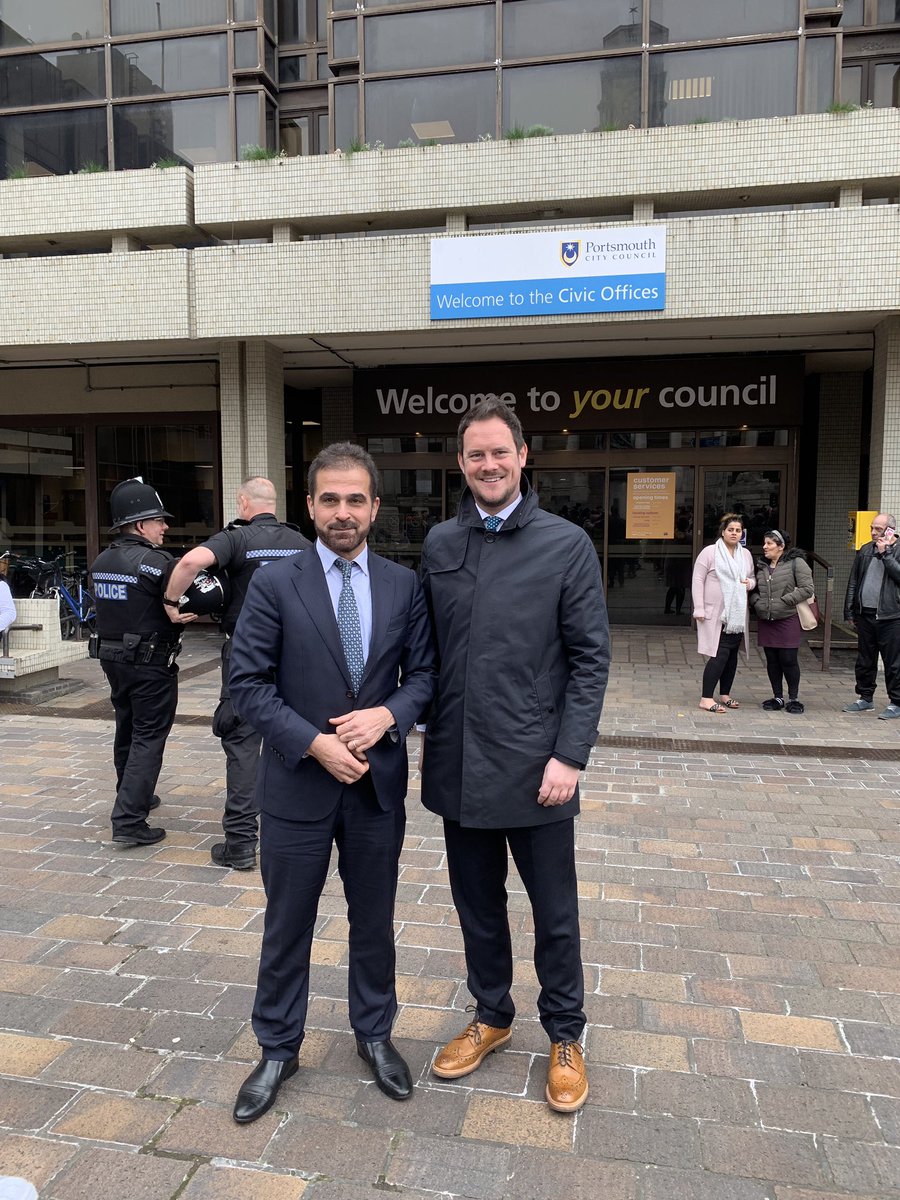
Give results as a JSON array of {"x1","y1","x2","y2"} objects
[
  {"x1": 843, "y1": 512, "x2": 900, "y2": 719},
  {"x1": 91, "y1": 478, "x2": 194, "y2": 847},
  {"x1": 420, "y1": 397, "x2": 610, "y2": 1114},
  {"x1": 164, "y1": 477, "x2": 309, "y2": 869}
]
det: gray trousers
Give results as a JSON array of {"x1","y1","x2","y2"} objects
[{"x1": 214, "y1": 637, "x2": 262, "y2": 850}]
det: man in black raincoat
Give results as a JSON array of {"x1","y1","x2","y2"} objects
[{"x1": 420, "y1": 396, "x2": 610, "y2": 1113}]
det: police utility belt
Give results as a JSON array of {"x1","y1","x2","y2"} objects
[{"x1": 89, "y1": 632, "x2": 182, "y2": 667}]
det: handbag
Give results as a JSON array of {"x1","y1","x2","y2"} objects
[{"x1": 792, "y1": 559, "x2": 820, "y2": 629}]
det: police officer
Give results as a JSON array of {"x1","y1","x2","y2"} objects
[
  {"x1": 91, "y1": 478, "x2": 195, "y2": 848},
  {"x1": 164, "y1": 477, "x2": 309, "y2": 869}
]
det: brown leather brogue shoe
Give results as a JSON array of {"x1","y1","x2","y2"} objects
[
  {"x1": 432, "y1": 1017, "x2": 511, "y2": 1078},
  {"x1": 546, "y1": 1040, "x2": 588, "y2": 1112}
]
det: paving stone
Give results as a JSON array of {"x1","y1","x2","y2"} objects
[
  {"x1": 822, "y1": 1137, "x2": 900, "y2": 1192},
  {"x1": 179, "y1": 1165, "x2": 308, "y2": 1200},
  {"x1": 839, "y1": 1020, "x2": 900, "y2": 1057},
  {"x1": 156, "y1": 1100, "x2": 281, "y2": 1159},
  {"x1": 384, "y1": 1130, "x2": 512, "y2": 1198},
  {"x1": 267, "y1": 1115, "x2": 391, "y2": 1180},
  {"x1": 692, "y1": 1040, "x2": 803, "y2": 1085},
  {"x1": 577, "y1": 1109, "x2": 701, "y2": 1168},
  {"x1": 45, "y1": 1145, "x2": 191, "y2": 1199},
  {"x1": 870, "y1": 1095, "x2": 900, "y2": 1144},
  {"x1": 135, "y1": 1011, "x2": 244, "y2": 1055},
  {"x1": 45, "y1": 1001, "x2": 151, "y2": 1044},
  {"x1": 739, "y1": 1012, "x2": 844, "y2": 1051},
  {"x1": 601, "y1": 968, "x2": 687, "y2": 1002},
  {"x1": 641, "y1": 1000, "x2": 741, "y2": 1040},
  {"x1": 0, "y1": 1078, "x2": 78, "y2": 1131},
  {"x1": 799, "y1": 1050, "x2": 900, "y2": 1097},
  {"x1": 0, "y1": 1031, "x2": 69, "y2": 1077},
  {"x1": 0, "y1": 1133, "x2": 79, "y2": 1191},
  {"x1": 42, "y1": 1043, "x2": 159, "y2": 1091},
  {"x1": 642, "y1": 1166, "x2": 774, "y2": 1200},
  {"x1": 756, "y1": 1084, "x2": 879, "y2": 1139},
  {"x1": 351, "y1": 1080, "x2": 468, "y2": 1135},
  {"x1": 461, "y1": 1094, "x2": 574, "y2": 1151},
  {"x1": 50, "y1": 1092, "x2": 175, "y2": 1145},
  {"x1": 506, "y1": 1145, "x2": 638, "y2": 1200},
  {"x1": 591, "y1": 1029, "x2": 690, "y2": 1072},
  {"x1": 701, "y1": 1125, "x2": 829, "y2": 1186},
  {"x1": 639, "y1": 1070, "x2": 757, "y2": 1123}
]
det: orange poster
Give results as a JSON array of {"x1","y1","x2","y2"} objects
[{"x1": 625, "y1": 472, "x2": 676, "y2": 539}]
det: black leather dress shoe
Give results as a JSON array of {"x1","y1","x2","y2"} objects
[
  {"x1": 356, "y1": 1038, "x2": 413, "y2": 1101},
  {"x1": 149, "y1": 794, "x2": 161, "y2": 811},
  {"x1": 210, "y1": 841, "x2": 257, "y2": 870},
  {"x1": 233, "y1": 1054, "x2": 299, "y2": 1124},
  {"x1": 112, "y1": 824, "x2": 166, "y2": 848}
]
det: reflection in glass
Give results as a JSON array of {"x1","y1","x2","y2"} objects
[
  {"x1": 278, "y1": 0, "x2": 306, "y2": 43},
  {"x1": 372, "y1": 469, "x2": 443, "y2": 573},
  {"x1": 504, "y1": 57, "x2": 640, "y2": 134},
  {"x1": 97, "y1": 423, "x2": 216, "y2": 550},
  {"x1": 649, "y1": 0, "x2": 798, "y2": 43},
  {"x1": 606, "y1": 466, "x2": 695, "y2": 625},
  {"x1": 874, "y1": 62, "x2": 900, "y2": 108},
  {"x1": 111, "y1": 36, "x2": 228, "y2": 96},
  {"x1": 235, "y1": 0, "x2": 258, "y2": 20},
  {"x1": 877, "y1": 1, "x2": 900, "y2": 21},
  {"x1": 504, "y1": 0, "x2": 638, "y2": 59},
  {"x1": 841, "y1": 64, "x2": 862, "y2": 106},
  {"x1": 366, "y1": 8, "x2": 493, "y2": 73},
  {"x1": 333, "y1": 19, "x2": 358, "y2": 61},
  {"x1": 0, "y1": 426, "x2": 86, "y2": 570},
  {"x1": 364, "y1": 71, "x2": 495, "y2": 148},
  {"x1": 0, "y1": 106, "x2": 107, "y2": 176},
  {"x1": 281, "y1": 113, "x2": 310, "y2": 154},
  {"x1": 113, "y1": 95, "x2": 230, "y2": 168},
  {"x1": 110, "y1": 0, "x2": 228, "y2": 36},
  {"x1": 650, "y1": 41, "x2": 798, "y2": 125},
  {"x1": 842, "y1": 0, "x2": 865, "y2": 24},
  {"x1": 803, "y1": 35, "x2": 835, "y2": 113},
  {"x1": 236, "y1": 91, "x2": 261, "y2": 153},
  {"x1": 0, "y1": 0, "x2": 104, "y2": 48},
  {"x1": 702, "y1": 469, "x2": 782, "y2": 548},
  {"x1": 234, "y1": 29, "x2": 260, "y2": 69},
  {"x1": 0, "y1": 47, "x2": 105, "y2": 108},
  {"x1": 279, "y1": 54, "x2": 308, "y2": 83},
  {"x1": 333, "y1": 80, "x2": 358, "y2": 147},
  {"x1": 536, "y1": 470, "x2": 605, "y2": 557}
]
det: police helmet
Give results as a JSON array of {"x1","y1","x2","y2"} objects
[
  {"x1": 109, "y1": 477, "x2": 173, "y2": 531},
  {"x1": 177, "y1": 569, "x2": 230, "y2": 618}
]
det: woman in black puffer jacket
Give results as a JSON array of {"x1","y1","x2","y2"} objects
[{"x1": 749, "y1": 529, "x2": 815, "y2": 713}]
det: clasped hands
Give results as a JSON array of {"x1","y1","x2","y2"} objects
[{"x1": 308, "y1": 706, "x2": 395, "y2": 784}]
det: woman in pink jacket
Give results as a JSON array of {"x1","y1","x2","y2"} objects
[{"x1": 691, "y1": 513, "x2": 756, "y2": 713}]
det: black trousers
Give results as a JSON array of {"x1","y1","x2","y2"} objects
[
  {"x1": 701, "y1": 630, "x2": 743, "y2": 698},
  {"x1": 764, "y1": 647, "x2": 801, "y2": 699},
  {"x1": 252, "y1": 779, "x2": 406, "y2": 1059},
  {"x1": 216, "y1": 638, "x2": 262, "y2": 850},
  {"x1": 102, "y1": 660, "x2": 178, "y2": 834},
  {"x1": 854, "y1": 611, "x2": 900, "y2": 704},
  {"x1": 443, "y1": 815, "x2": 585, "y2": 1044}
]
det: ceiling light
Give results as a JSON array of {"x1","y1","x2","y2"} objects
[{"x1": 411, "y1": 120, "x2": 455, "y2": 140}]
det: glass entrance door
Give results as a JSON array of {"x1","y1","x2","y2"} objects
[{"x1": 700, "y1": 467, "x2": 785, "y2": 552}]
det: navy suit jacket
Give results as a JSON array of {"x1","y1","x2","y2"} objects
[{"x1": 229, "y1": 546, "x2": 436, "y2": 822}]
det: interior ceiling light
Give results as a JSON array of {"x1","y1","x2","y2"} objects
[{"x1": 411, "y1": 120, "x2": 455, "y2": 140}]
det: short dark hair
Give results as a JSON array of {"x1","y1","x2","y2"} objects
[
  {"x1": 718, "y1": 512, "x2": 745, "y2": 535},
  {"x1": 307, "y1": 442, "x2": 379, "y2": 500},
  {"x1": 457, "y1": 396, "x2": 525, "y2": 455},
  {"x1": 764, "y1": 528, "x2": 790, "y2": 548}
]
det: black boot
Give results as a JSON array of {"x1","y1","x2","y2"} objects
[
  {"x1": 233, "y1": 1055, "x2": 299, "y2": 1123},
  {"x1": 356, "y1": 1038, "x2": 413, "y2": 1100}
]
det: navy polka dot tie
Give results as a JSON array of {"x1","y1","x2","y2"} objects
[
  {"x1": 337, "y1": 559, "x2": 365, "y2": 695},
  {"x1": 483, "y1": 516, "x2": 502, "y2": 532}
]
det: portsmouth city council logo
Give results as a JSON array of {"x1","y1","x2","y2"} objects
[{"x1": 560, "y1": 240, "x2": 580, "y2": 267}]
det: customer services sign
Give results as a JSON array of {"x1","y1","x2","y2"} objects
[{"x1": 430, "y1": 226, "x2": 665, "y2": 320}]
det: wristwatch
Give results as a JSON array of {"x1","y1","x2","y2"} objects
[{"x1": 162, "y1": 595, "x2": 181, "y2": 609}]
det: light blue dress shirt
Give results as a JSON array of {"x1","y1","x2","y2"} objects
[
  {"x1": 475, "y1": 496, "x2": 522, "y2": 530},
  {"x1": 315, "y1": 539, "x2": 373, "y2": 663}
]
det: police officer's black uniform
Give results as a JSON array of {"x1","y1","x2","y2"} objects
[
  {"x1": 90, "y1": 480, "x2": 182, "y2": 845},
  {"x1": 201, "y1": 513, "x2": 309, "y2": 863}
]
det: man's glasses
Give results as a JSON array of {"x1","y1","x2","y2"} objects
[{"x1": 872, "y1": 524, "x2": 888, "y2": 534}]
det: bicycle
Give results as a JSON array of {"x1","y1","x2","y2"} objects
[{"x1": 12, "y1": 554, "x2": 96, "y2": 640}]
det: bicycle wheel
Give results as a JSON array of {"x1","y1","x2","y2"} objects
[{"x1": 56, "y1": 590, "x2": 77, "y2": 640}]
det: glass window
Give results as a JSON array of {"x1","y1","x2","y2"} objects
[
  {"x1": 650, "y1": 41, "x2": 798, "y2": 125},
  {"x1": 877, "y1": 1, "x2": 900, "y2": 20},
  {"x1": 649, "y1": 0, "x2": 799, "y2": 44},
  {"x1": 234, "y1": 28, "x2": 260, "y2": 68},
  {"x1": 110, "y1": 0, "x2": 228, "y2": 35},
  {"x1": 366, "y1": 7, "x2": 493, "y2": 73},
  {"x1": 0, "y1": 47, "x2": 105, "y2": 107},
  {"x1": 333, "y1": 19, "x2": 357, "y2": 61},
  {"x1": 874, "y1": 62, "x2": 900, "y2": 107},
  {"x1": 281, "y1": 112, "x2": 309, "y2": 154},
  {"x1": 842, "y1": 0, "x2": 864, "y2": 23},
  {"x1": 264, "y1": 0, "x2": 276, "y2": 33},
  {"x1": 317, "y1": 0, "x2": 327, "y2": 41},
  {"x1": 111, "y1": 35, "x2": 227, "y2": 96},
  {"x1": 503, "y1": 0, "x2": 639, "y2": 60},
  {"x1": 803, "y1": 34, "x2": 835, "y2": 112},
  {"x1": 370, "y1": 469, "x2": 443, "y2": 572},
  {"x1": 0, "y1": 427, "x2": 87, "y2": 570},
  {"x1": 236, "y1": 91, "x2": 261, "y2": 152},
  {"x1": 317, "y1": 109, "x2": 328, "y2": 151},
  {"x1": 234, "y1": 0, "x2": 258, "y2": 19},
  {"x1": 504, "y1": 57, "x2": 640, "y2": 134},
  {"x1": 113, "y1": 94, "x2": 230, "y2": 167},
  {"x1": 317, "y1": 52, "x2": 329, "y2": 79},
  {"x1": 1, "y1": 106, "x2": 107, "y2": 176},
  {"x1": 278, "y1": 0, "x2": 304, "y2": 42},
  {"x1": 364, "y1": 71, "x2": 495, "y2": 148},
  {"x1": 279, "y1": 54, "x2": 308, "y2": 83},
  {"x1": 265, "y1": 37, "x2": 276, "y2": 78},
  {"x1": 0, "y1": 0, "x2": 104, "y2": 48},
  {"x1": 333, "y1": 79, "x2": 358, "y2": 147},
  {"x1": 841, "y1": 63, "x2": 862, "y2": 104}
]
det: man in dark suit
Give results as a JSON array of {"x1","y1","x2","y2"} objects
[{"x1": 228, "y1": 443, "x2": 436, "y2": 1122}]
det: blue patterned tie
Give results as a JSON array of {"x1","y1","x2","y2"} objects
[
  {"x1": 337, "y1": 559, "x2": 365, "y2": 695},
  {"x1": 484, "y1": 515, "x2": 502, "y2": 532}
]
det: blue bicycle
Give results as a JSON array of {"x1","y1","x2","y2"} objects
[{"x1": 14, "y1": 554, "x2": 96, "y2": 640}]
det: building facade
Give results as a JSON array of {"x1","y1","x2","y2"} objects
[{"x1": 0, "y1": 0, "x2": 898, "y2": 624}]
